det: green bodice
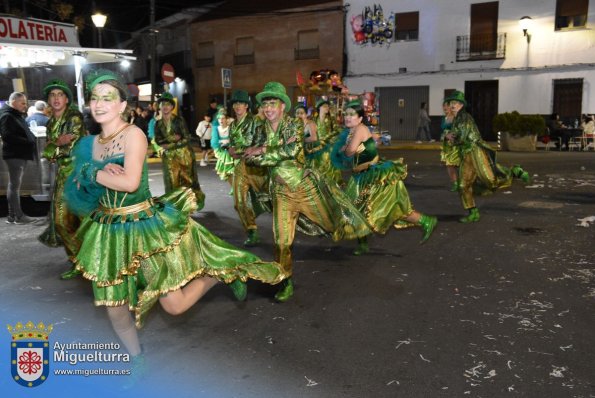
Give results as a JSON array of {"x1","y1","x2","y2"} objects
[{"x1": 353, "y1": 137, "x2": 378, "y2": 165}]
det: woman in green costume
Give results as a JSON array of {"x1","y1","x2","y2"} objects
[
  {"x1": 439, "y1": 99, "x2": 459, "y2": 192},
  {"x1": 307, "y1": 99, "x2": 343, "y2": 185},
  {"x1": 332, "y1": 100, "x2": 438, "y2": 255},
  {"x1": 64, "y1": 70, "x2": 288, "y2": 358},
  {"x1": 444, "y1": 91, "x2": 529, "y2": 223},
  {"x1": 212, "y1": 109, "x2": 237, "y2": 187}
]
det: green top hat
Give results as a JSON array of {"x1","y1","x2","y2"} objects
[
  {"x1": 444, "y1": 90, "x2": 467, "y2": 107},
  {"x1": 344, "y1": 99, "x2": 363, "y2": 110},
  {"x1": 85, "y1": 69, "x2": 124, "y2": 95},
  {"x1": 229, "y1": 90, "x2": 251, "y2": 105},
  {"x1": 255, "y1": 81, "x2": 291, "y2": 109},
  {"x1": 315, "y1": 98, "x2": 329, "y2": 109},
  {"x1": 158, "y1": 92, "x2": 176, "y2": 106},
  {"x1": 43, "y1": 79, "x2": 73, "y2": 104}
]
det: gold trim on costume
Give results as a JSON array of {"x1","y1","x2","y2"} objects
[{"x1": 353, "y1": 155, "x2": 379, "y2": 173}]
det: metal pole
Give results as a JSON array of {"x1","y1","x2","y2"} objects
[
  {"x1": 98, "y1": 27, "x2": 102, "y2": 48},
  {"x1": 150, "y1": 0, "x2": 156, "y2": 104}
]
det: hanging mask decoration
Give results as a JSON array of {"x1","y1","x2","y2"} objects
[{"x1": 354, "y1": 4, "x2": 396, "y2": 46}]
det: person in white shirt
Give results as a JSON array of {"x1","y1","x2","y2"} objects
[{"x1": 195, "y1": 114, "x2": 213, "y2": 166}]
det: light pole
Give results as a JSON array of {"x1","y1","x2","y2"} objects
[{"x1": 91, "y1": 12, "x2": 107, "y2": 48}]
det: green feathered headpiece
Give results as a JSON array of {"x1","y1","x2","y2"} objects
[{"x1": 85, "y1": 69, "x2": 126, "y2": 99}]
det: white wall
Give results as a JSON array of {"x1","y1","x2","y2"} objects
[{"x1": 344, "y1": 0, "x2": 595, "y2": 115}]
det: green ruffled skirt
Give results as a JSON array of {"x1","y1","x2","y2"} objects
[
  {"x1": 214, "y1": 148, "x2": 237, "y2": 181},
  {"x1": 73, "y1": 188, "x2": 287, "y2": 328},
  {"x1": 345, "y1": 159, "x2": 415, "y2": 234}
]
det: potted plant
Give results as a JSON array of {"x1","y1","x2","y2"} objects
[{"x1": 493, "y1": 112, "x2": 546, "y2": 151}]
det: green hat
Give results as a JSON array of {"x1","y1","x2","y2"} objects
[
  {"x1": 444, "y1": 90, "x2": 467, "y2": 107},
  {"x1": 255, "y1": 81, "x2": 291, "y2": 109},
  {"x1": 85, "y1": 69, "x2": 125, "y2": 96},
  {"x1": 294, "y1": 104, "x2": 307, "y2": 112},
  {"x1": 43, "y1": 79, "x2": 73, "y2": 104},
  {"x1": 344, "y1": 99, "x2": 363, "y2": 110},
  {"x1": 158, "y1": 92, "x2": 176, "y2": 106},
  {"x1": 315, "y1": 98, "x2": 329, "y2": 109},
  {"x1": 229, "y1": 89, "x2": 250, "y2": 105}
]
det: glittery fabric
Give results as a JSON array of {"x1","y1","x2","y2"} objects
[
  {"x1": 439, "y1": 116, "x2": 461, "y2": 166},
  {"x1": 304, "y1": 116, "x2": 343, "y2": 185},
  {"x1": 251, "y1": 115, "x2": 370, "y2": 274},
  {"x1": 155, "y1": 115, "x2": 205, "y2": 209},
  {"x1": 344, "y1": 137, "x2": 414, "y2": 233},
  {"x1": 450, "y1": 110, "x2": 513, "y2": 209},
  {"x1": 66, "y1": 143, "x2": 287, "y2": 328},
  {"x1": 38, "y1": 107, "x2": 86, "y2": 259},
  {"x1": 230, "y1": 113, "x2": 270, "y2": 230}
]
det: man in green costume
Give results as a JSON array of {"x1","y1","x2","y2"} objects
[
  {"x1": 245, "y1": 82, "x2": 370, "y2": 302},
  {"x1": 445, "y1": 90, "x2": 529, "y2": 222},
  {"x1": 227, "y1": 90, "x2": 269, "y2": 246},
  {"x1": 153, "y1": 92, "x2": 205, "y2": 210},
  {"x1": 38, "y1": 79, "x2": 86, "y2": 279}
]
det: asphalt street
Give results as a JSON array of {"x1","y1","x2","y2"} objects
[{"x1": 1, "y1": 149, "x2": 594, "y2": 397}]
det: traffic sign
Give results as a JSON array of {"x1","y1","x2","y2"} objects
[
  {"x1": 222, "y1": 68, "x2": 232, "y2": 89},
  {"x1": 161, "y1": 63, "x2": 175, "y2": 84}
]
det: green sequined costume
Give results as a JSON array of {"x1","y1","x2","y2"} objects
[
  {"x1": 333, "y1": 130, "x2": 415, "y2": 233},
  {"x1": 154, "y1": 115, "x2": 205, "y2": 209},
  {"x1": 65, "y1": 136, "x2": 288, "y2": 328},
  {"x1": 450, "y1": 110, "x2": 516, "y2": 209},
  {"x1": 229, "y1": 113, "x2": 270, "y2": 232},
  {"x1": 38, "y1": 107, "x2": 86, "y2": 259},
  {"x1": 304, "y1": 116, "x2": 343, "y2": 185},
  {"x1": 439, "y1": 116, "x2": 460, "y2": 166},
  {"x1": 250, "y1": 115, "x2": 370, "y2": 275}
]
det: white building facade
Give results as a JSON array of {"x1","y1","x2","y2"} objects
[{"x1": 343, "y1": 0, "x2": 595, "y2": 140}]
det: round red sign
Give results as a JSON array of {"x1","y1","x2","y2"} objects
[{"x1": 161, "y1": 63, "x2": 175, "y2": 84}]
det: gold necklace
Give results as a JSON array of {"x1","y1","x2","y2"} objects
[{"x1": 98, "y1": 124, "x2": 130, "y2": 144}]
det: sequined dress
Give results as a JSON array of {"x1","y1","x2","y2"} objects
[
  {"x1": 333, "y1": 129, "x2": 415, "y2": 234},
  {"x1": 65, "y1": 136, "x2": 288, "y2": 328}
]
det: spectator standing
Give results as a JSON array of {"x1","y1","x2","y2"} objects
[
  {"x1": 25, "y1": 101, "x2": 50, "y2": 127},
  {"x1": 415, "y1": 102, "x2": 433, "y2": 143},
  {"x1": 0, "y1": 92, "x2": 42, "y2": 224},
  {"x1": 195, "y1": 114, "x2": 213, "y2": 166}
]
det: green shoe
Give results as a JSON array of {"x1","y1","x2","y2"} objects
[
  {"x1": 419, "y1": 214, "x2": 437, "y2": 243},
  {"x1": 60, "y1": 267, "x2": 81, "y2": 280},
  {"x1": 274, "y1": 278, "x2": 294, "y2": 302},
  {"x1": 511, "y1": 165, "x2": 530, "y2": 183},
  {"x1": 229, "y1": 279, "x2": 247, "y2": 301},
  {"x1": 353, "y1": 236, "x2": 369, "y2": 256},
  {"x1": 459, "y1": 208, "x2": 480, "y2": 223},
  {"x1": 243, "y1": 229, "x2": 261, "y2": 247},
  {"x1": 450, "y1": 181, "x2": 460, "y2": 192}
]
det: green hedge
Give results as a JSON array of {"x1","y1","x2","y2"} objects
[{"x1": 493, "y1": 112, "x2": 546, "y2": 137}]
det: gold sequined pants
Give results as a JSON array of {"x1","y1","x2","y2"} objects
[
  {"x1": 271, "y1": 176, "x2": 336, "y2": 275},
  {"x1": 162, "y1": 146, "x2": 204, "y2": 206},
  {"x1": 233, "y1": 160, "x2": 268, "y2": 232}
]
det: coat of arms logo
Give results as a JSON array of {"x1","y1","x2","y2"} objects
[{"x1": 7, "y1": 321, "x2": 53, "y2": 387}]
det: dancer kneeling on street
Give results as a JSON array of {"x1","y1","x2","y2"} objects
[
  {"x1": 332, "y1": 100, "x2": 438, "y2": 255},
  {"x1": 64, "y1": 70, "x2": 289, "y2": 360},
  {"x1": 444, "y1": 91, "x2": 530, "y2": 223}
]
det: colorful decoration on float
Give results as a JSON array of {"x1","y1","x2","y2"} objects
[
  {"x1": 351, "y1": 4, "x2": 395, "y2": 46},
  {"x1": 296, "y1": 69, "x2": 349, "y2": 95}
]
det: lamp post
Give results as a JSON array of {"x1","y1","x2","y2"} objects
[{"x1": 92, "y1": 12, "x2": 107, "y2": 48}]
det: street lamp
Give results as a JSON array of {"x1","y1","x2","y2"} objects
[
  {"x1": 519, "y1": 16, "x2": 533, "y2": 44},
  {"x1": 91, "y1": 12, "x2": 107, "y2": 48}
]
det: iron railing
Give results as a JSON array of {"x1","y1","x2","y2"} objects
[{"x1": 456, "y1": 32, "x2": 506, "y2": 61}]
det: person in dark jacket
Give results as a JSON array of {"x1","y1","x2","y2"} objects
[{"x1": 0, "y1": 92, "x2": 43, "y2": 224}]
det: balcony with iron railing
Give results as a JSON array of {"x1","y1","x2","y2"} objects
[
  {"x1": 456, "y1": 32, "x2": 506, "y2": 61},
  {"x1": 294, "y1": 47, "x2": 319, "y2": 60},
  {"x1": 234, "y1": 53, "x2": 255, "y2": 65}
]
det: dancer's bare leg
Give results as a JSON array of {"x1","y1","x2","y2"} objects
[
  {"x1": 159, "y1": 276, "x2": 219, "y2": 315},
  {"x1": 107, "y1": 305, "x2": 142, "y2": 356}
]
